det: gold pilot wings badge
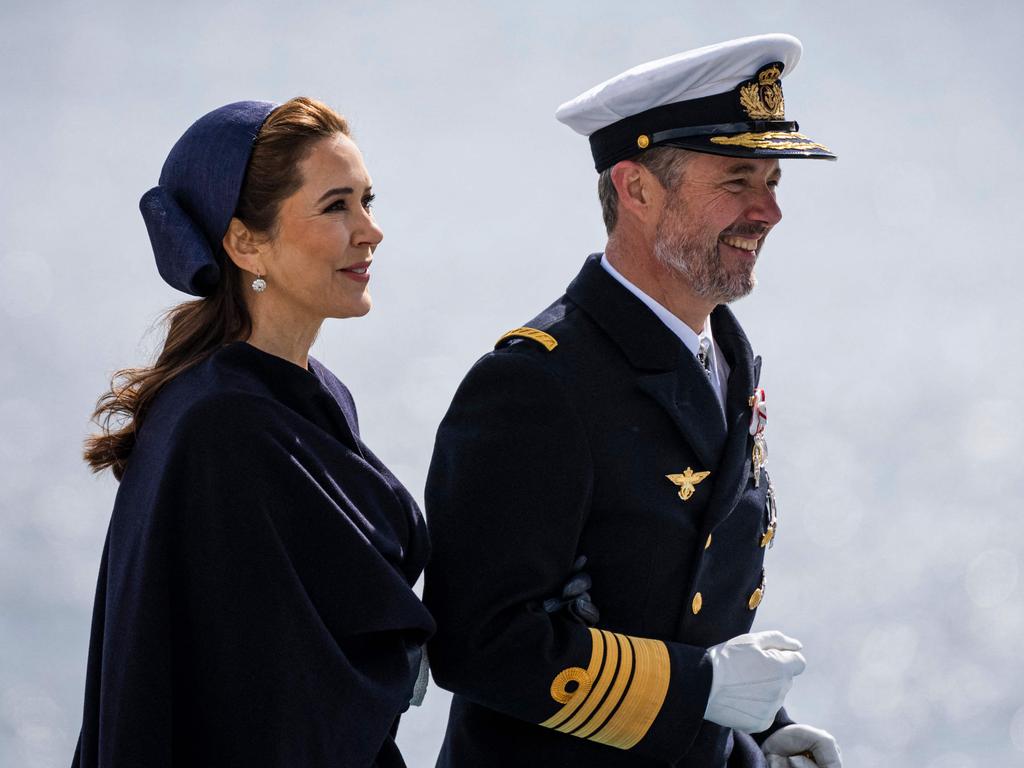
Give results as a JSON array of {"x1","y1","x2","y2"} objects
[{"x1": 665, "y1": 467, "x2": 711, "y2": 501}]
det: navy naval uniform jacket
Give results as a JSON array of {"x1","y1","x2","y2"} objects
[{"x1": 425, "y1": 255, "x2": 791, "y2": 766}]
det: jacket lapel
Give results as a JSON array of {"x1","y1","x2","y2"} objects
[
  {"x1": 701, "y1": 305, "x2": 758, "y2": 531},
  {"x1": 566, "y1": 255, "x2": 728, "y2": 470}
]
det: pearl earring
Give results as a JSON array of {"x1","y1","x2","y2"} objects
[{"x1": 251, "y1": 276, "x2": 267, "y2": 293}]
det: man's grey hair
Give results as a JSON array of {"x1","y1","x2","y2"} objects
[{"x1": 597, "y1": 147, "x2": 694, "y2": 234}]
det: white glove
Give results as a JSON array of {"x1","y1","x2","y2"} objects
[
  {"x1": 762, "y1": 724, "x2": 842, "y2": 768},
  {"x1": 703, "y1": 630, "x2": 806, "y2": 733}
]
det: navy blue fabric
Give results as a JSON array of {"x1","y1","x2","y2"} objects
[
  {"x1": 140, "y1": 101, "x2": 277, "y2": 296},
  {"x1": 425, "y1": 255, "x2": 791, "y2": 767},
  {"x1": 71, "y1": 342, "x2": 435, "y2": 767}
]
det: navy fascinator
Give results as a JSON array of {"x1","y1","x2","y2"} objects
[{"x1": 139, "y1": 101, "x2": 278, "y2": 296}]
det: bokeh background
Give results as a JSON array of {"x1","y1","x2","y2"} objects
[{"x1": 2, "y1": 1, "x2": 1022, "y2": 766}]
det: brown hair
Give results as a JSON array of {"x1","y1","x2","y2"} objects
[
  {"x1": 84, "y1": 97, "x2": 350, "y2": 479},
  {"x1": 597, "y1": 147, "x2": 693, "y2": 234}
]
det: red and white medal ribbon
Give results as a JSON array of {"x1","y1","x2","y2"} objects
[{"x1": 748, "y1": 387, "x2": 767, "y2": 437}]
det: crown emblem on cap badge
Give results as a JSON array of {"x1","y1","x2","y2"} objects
[{"x1": 738, "y1": 63, "x2": 785, "y2": 120}]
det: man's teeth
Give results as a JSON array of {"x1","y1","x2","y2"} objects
[{"x1": 720, "y1": 235, "x2": 759, "y2": 251}]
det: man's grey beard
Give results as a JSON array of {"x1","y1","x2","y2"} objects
[{"x1": 653, "y1": 203, "x2": 758, "y2": 304}]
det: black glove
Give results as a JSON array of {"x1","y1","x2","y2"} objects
[{"x1": 542, "y1": 555, "x2": 600, "y2": 626}]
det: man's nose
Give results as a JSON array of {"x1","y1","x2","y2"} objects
[{"x1": 747, "y1": 188, "x2": 782, "y2": 227}]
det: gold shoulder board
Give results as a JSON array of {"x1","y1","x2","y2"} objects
[{"x1": 495, "y1": 327, "x2": 558, "y2": 352}]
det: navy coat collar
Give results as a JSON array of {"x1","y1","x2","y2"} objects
[
  {"x1": 566, "y1": 254, "x2": 762, "y2": 525},
  {"x1": 217, "y1": 342, "x2": 363, "y2": 456}
]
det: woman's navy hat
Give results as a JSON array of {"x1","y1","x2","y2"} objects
[
  {"x1": 140, "y1": 100, "x2": 278, "y2": 296},
  {"x1": 555, "y1": 34, "x2": 835, "y2": 172}
]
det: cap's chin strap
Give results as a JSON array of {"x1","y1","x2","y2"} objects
[{"x1": 652, "y1": 120, "x2": 798, "y2": 143}]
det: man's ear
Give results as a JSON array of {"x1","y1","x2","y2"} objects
[
  {"x1": 610, "y1": 160, "x2": 664, "y2": 228},
  {"x1": 222, "y1": 217, "x2": 267, "y2": 276}
]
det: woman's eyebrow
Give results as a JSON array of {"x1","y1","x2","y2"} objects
[{"x1": 316, "y1": 186, "x2": 354, "y2": 204}]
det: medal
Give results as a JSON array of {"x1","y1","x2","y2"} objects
[
  {"x1": 751, "y1": 436, "x2": 766, "y2": 488},
  {"x1": 748, "y1": 388, "x2": 768, "y2": 487},
  {"x1": 761, "y1": 478, "x2": 778, "y2": 548}
]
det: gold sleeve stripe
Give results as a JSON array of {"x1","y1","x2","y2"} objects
[
  {"x1": 589, "y1": 634, "x2": 671, "y2": 749},
  {"x1": 539, "y1": 628, "x2": 605, "y2": 729},
  {"x1": 573, "y1": 632, "x2": 634, "y2": 738},
  {"x1": 539, "y1": 629, "x2": 671, "y2": 751},
  {"x1": 495, "y1": 327, "x2": 558, "y2": 351}
]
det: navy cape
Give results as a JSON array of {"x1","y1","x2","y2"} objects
[{"x1": 72, "y1": 341, "x2": 435, "y2": 768}]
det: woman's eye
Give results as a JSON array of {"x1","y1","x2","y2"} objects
[
  {"x1": 324, "y1": 199, "x2": 347, "y2": 213},
  {"x1": 362, "y1": 194, "x2": 376, "y2": 210}
]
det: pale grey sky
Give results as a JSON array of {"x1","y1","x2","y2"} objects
[{"x1": 2, "y1": 2, "x2": 1022, "y2": 766}]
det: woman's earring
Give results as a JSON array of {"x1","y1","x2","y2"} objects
[{"x1": 251, "y1": 275, "x2": 267, "y2": 293}]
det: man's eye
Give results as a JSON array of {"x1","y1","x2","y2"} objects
[{"x1": 724, "y1": 179, "x2": 746, "y2": 190}]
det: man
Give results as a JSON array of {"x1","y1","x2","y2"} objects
[{"x1": 425, "y1": 34, "x2": 842, "y2": 767}]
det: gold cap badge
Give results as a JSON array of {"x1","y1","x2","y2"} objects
[{"x1": 738, "y1": 62, "x2": 785, "y2": 120}]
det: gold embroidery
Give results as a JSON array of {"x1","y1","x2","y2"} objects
[
  {"x1": 495, "y1": 326, "x2": 558, "y2": 351},
  {"x1": 540, "y1": 628, "x2": 606, "y2": 729},
  {"x1": 550, "y1": 667, "x2": 591, "y2": 705},
  {"x1": 575, "y1": 633, "x2": 634, "y2": 738},
  {"x1": 539, "y1": 629, "x2": 671, "y2": 751},
  {"x1": 710, "y1": 131, "x2": 832, "y2": 153},
  {"x1": 553, "y1": 629, "x2": 620, "y2": 734},
  {"x1": 738, "y1": 63, "x2": 785, "y2": 120},
  {"x1": 666, "y1": 468, "x2": 711, "y2": 501},
  {"x1": 590, "y1": 635, "x2": 671, "y2": 749}
]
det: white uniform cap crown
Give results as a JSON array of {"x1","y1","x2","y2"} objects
[{"x1": 556, "y1": 33, "x2": 802, "y2": 136}]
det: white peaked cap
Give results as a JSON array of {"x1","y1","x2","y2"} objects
[{"x1": 554, "y1": 33, "x2": 834, "y2": 171}]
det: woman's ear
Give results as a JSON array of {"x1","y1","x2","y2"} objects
[{"x1": 222, "y1": 217, "x2": 267, "y2": 276}]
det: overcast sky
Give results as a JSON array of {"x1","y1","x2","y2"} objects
[{"x1": 2, "y1": 2, "x2": 1023, "y2": 766}]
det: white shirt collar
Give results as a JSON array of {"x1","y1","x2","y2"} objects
[{"x1": 599, "y1": 254, "x2": 710, "y2": 353}]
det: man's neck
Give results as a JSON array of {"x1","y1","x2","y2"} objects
[{"x1": 604, "y1": 240, "x2": 716, "y2": 334}]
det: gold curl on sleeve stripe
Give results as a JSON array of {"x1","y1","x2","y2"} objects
[
  {"x1": 588, "y1": 634, "x2": 671, "y2": 750},
  {"x1": 539, "y1": 628, "x2": 606, "y2": 729},
  {"x1": 495, "y1": 327, "x2": 558, "y2": 352},
  {"x1": 550, "y1": 667, "x2": 591, "y2": 705},
  {"x1": 551, "y1": 629, "x2": 620, "y2": 734}
]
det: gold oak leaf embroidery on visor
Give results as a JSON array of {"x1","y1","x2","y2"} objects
[
  {"x1": 539, "y1": 627, "x2": 671, "y2": 750},
  {"x1": 709, "y1": 131, "x2": 833, "y2": 153}
]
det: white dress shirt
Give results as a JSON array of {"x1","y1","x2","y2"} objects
[{"x1": 600, "y1": 255, "x2": 730, "y2": 410}]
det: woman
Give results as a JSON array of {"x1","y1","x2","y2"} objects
[{"x1": 73, "y1": 98, "x2": 434, "y2": 767}]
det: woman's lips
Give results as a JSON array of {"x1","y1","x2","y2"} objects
[{"x1": 338, "y1": 261, "x2": 371, "y2": 283}]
